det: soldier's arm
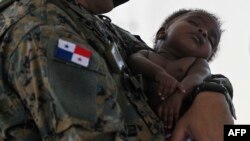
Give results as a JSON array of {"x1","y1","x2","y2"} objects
[
  {"x1": 172, "y1": 72, "x2": 235, "y2": 141},
  {"x1": 172, "y1": 91, "x2": 234, "y2": 141},
  {"x1": 0, "y1": 86, "x2": 42, "y2": 140},
  {"x1": 2, "y1": 19, "x2": 123, "y2": 140}
]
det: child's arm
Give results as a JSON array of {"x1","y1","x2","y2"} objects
[
  {"x1": 157, "y1": 58, "x2": 210, "y2": 129},
  {"x1": 181, "y1": 58, "x2": 211, "y2": 97},
  {"x1": 128, "y1": 49, "x2": 164, "y2": 80},
  {"x1": 128, "y1": 49, "x2": 184, "y2": 97}
]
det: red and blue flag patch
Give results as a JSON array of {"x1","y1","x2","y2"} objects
[{"x1": 55, "y1": 39, "x2": 92, "y2": 67}]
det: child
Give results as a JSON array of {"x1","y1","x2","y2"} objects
[{"x1": 128, "y1": 9, "x2": 222, "y2": 131}]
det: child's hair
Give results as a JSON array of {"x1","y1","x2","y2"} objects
[{"x1": 154, "y1": 9, "x2": 223, "y2": 62}]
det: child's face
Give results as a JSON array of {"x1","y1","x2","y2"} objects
[{"x1": 161, "y1": 12, "x2": 220, "y2": 59}]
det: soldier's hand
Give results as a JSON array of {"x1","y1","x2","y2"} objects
[{"x1": 171, "y1": 91, "x2": 234, "y2": 141}]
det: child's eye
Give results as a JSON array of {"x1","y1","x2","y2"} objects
[{"x1": 187, "y1": 20, "x2": 199, "y2": 26}]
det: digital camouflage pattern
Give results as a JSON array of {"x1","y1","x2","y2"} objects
[
  {"x1": 0, "y1": 0, "x2": 164, "y2": 140},
  {"x1": 0, "y1": 0, "x2": 234, "y2": 141}
]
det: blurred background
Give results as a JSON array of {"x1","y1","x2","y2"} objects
[{"x1": 106, "y1": 0, "x2": 250, "y2": 124}]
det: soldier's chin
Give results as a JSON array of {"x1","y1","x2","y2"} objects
[
  {"x1": 90, "y1": 6, "x2": 114, "y2": 14},
  {"x1": 113, "y1": 0, "x2": 129, "y2": 7}
]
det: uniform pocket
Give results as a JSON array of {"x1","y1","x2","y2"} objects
[
  {"x1": 46, "y1": 38, "x2": 108, "y2": 122},
  {"x1": 46, "y1": 38, "x2": 123, "y2": 133}
]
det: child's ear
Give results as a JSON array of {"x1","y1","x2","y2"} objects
[{"x1": 156, "y1": 27, "x2": 167, "y2": 40}]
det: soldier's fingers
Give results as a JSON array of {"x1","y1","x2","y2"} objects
[
  {"x1": 171, "y1": 106, "x2": 196, "y2": 141},
  {"x1": 171, "y1": 122, "x2": 188, "y2": 141}
]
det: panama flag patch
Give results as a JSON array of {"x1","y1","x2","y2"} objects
[{"x1": 55, "y1": 39, "x2": 92, "y2": 67}]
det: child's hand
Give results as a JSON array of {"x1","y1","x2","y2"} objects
[
  {"x1": 156, "y1": 72, "x2": 185, "y2": 99},
  {"x1": 157, "y1": 92, "x2": 184, "y2": 130}
]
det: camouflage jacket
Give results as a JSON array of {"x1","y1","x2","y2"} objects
[
  {"x1": 0, "y1": 0, "x2": 164, "y2": 141},
  {"x1": 0, "y1": 0, "x2": 235, "y2": 141}
]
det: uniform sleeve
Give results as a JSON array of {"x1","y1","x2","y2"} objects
[
  {"x1": 0, "y1": 34, "x2": 42, "y2": 141},
  {"x1": 192, "y1": 74, "x2": 236, "y2": 119},
  {"x1": 3, "y1": 21, "x2": 123, "y2": 140},
  {"x1": 111, "y1": 24, "x2": 153, "y2": 57}
]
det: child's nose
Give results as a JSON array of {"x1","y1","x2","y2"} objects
[{"x1": 198, "y1": 28, "x2": 208, "y2": 38}]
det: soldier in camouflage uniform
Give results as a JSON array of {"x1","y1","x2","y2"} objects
[{"x1": 0, "y1": 0, "x2": 235, "y2": 141}]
